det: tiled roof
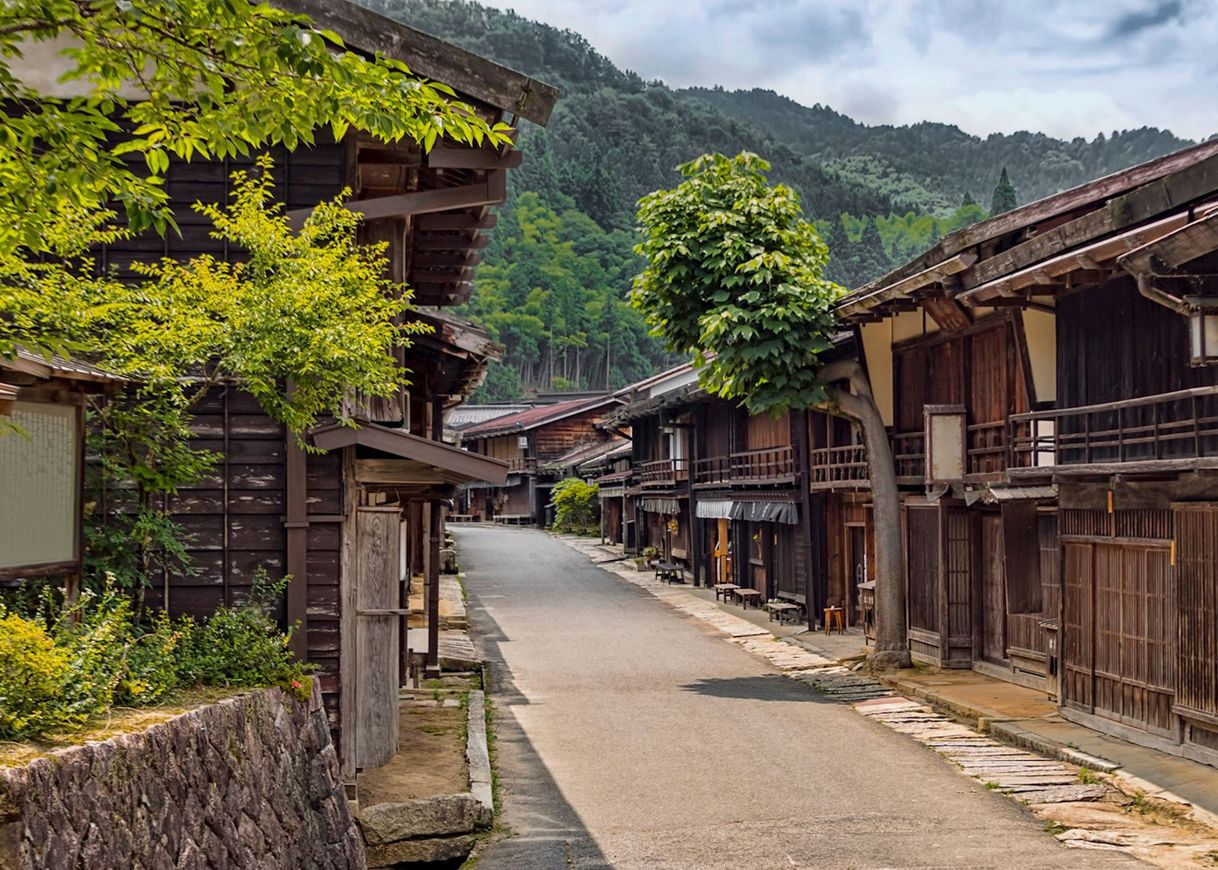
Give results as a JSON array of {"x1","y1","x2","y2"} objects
[{"x1": 460, "y1": 395, "x2": 620, "y2": 438}]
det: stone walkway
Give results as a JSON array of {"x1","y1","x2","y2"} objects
[{"x1": 555, "y1": 534, "x2": 1218, "y2": 868}]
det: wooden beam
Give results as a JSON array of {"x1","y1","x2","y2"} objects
[
  {"x1": 288, "y1": 172, "x2": 506, "y2": 228},
  {"x1": 413, "y1": 233, "x2": 490, "y2": 251},
  {"x1": 1120, "y1": 210, "x2": 1218, "y2": 274},
  {"x1": 410, "y1": 267, "x2": 474, "y2": 283},
  {"x1": 416, "y1": 212, "x2": 496, "y2": 231},
  {"x1": 412, "y1": 251, "x2": 481, "y2": 267},
  {"x1": 923, "y1": 297, "x2": 972, "y2": 331},
  {"x1": 274, "y1": 0, "x2": 559, "y2": 125},
  {"x1": 427, "y1": 142, "x2": 523, "y2": 170}
]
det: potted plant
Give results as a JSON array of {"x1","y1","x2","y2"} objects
[{"x1": 635, "y1": 545, "x2": 659, "y2": 571}]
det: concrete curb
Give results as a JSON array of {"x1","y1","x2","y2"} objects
[{"x1": 466, "y1": 689, "x2": 494, "y2": 818}]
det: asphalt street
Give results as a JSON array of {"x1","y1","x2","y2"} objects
[{"x1": 455, "y1": 525, "x2": 1138, "y2": 869}]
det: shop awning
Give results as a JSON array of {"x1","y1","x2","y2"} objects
[
  {"x1": 640, "y1": 497, "x2": 681, "y2": 515},
  {"x1": 598, "y1": 486, "x2": 626, "y2": 498},
  {"x1": 694, "y1": 499, "x2": 799, "y2": 524},
  {"x1": 731, "y1": 501, "x2": 799, "y2": 524},
  {"x1": 981, "y1": 484, "x2": 1058, "y2": 504},
  {"x1": 695, "y1": 499, "x2": 734, "y2": 520}
]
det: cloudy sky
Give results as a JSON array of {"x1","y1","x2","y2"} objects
[{"x1": 476, "y1": 0, "x2": 1216, "y2": 141}]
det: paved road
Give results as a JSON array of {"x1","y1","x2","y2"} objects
[{"x1": 455, "y1": 526, "x2": 1137, "y2": 869}]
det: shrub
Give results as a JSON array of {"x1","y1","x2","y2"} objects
[
  {"x1": 0, "y1": 570, "x2": 310, "y2": 741},
  {"x1": 551, "y1": 477, "x2": 599, "y2": 533},
  {"x1": 0, "y1": 614, "x2": 71, "y2": 739},
  {"x1": 175, "y1": 571, "x2": 309, "y2": 693}
]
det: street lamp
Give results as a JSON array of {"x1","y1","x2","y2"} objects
[{"x1": 1185, "y1": 296, "x2": 1218, "y2": 367}]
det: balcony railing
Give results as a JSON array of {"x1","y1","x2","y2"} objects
[
  {"x1": 892, "y1": 432, "x2": 925, "y2": 483},
  {"x1": 809, "y1": 445, "x2": 869, "y2": 490},
  {"x1": 967, "y1": 419, "x2": 1008, "y2": 477},
  {"x1": 693, "y1": 446, "x2": 795, "y2": 487},
  {"x1": 1011, "y1": 385, "x2": 1218, "y2": 474},
  {"x1": 732, "y1": 445, "x2": 795, "y2": 484},
  {"x1": 639, "y1": 457, "x2": 689, "y2": 487},
  {"x1": 508, "y1": 457, "x2": 537, "y2": 473},
  {"x1": 693, "y1": 455, "x2": 731, "y2": 487}
]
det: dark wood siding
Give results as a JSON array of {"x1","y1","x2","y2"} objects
[{"x1": 907, "y1": 506, "x2": 939, "y2": 634}]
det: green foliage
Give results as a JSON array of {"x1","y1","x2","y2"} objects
[
  {"x1": 633, "y1": 152, "x2": 843, "y2": 416},
  {"x1": 461, "y1": 192, "x2": 671, "y2": 395},
  {"x1": 0, "y1": 614, "x2": 71, "y2": 740},
  {"x1": 0, "y1": 0, "x2": 510, "y2": 258},
  {"x1": 0, "y1": 574, "x2": 310, "y2": 741},
  {"x1": 3, "y1": 158, "x2": 421, "y2": 603},
  {"x1": 175, "y1": 572, "x2": 307, "y2": 691},
  {"x1": 550, "y1": 477, "x2": 598, "y2": 533},
  {"x1": 991, "y1": 166, "x2": 1018, "y2": 215}
]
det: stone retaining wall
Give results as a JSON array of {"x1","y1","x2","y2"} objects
[{"x1": 0, "y1": 682, "x2": 365, "y2": 870}]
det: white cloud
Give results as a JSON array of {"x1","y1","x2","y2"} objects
[{"x1": 475, "y1": 0, "x2": 1218, "y2": 140}]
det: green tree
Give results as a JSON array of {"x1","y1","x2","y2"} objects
[
  {"x1": 632, "y1": 152, "x2": 841, "y2": 417},
  {"x1": 550, "y1": 477, "x2": 599, "y2": 534},
  {"x1": 990, "y1": 166, "x2": 1018, "y2": 215},
  {"x1": 633, "y1": 151, "x2": 910, "y2": 666}
]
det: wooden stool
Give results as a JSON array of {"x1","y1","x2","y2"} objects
[{"x1": 823, "y1": 606, "x2": 845, "y2": 635}]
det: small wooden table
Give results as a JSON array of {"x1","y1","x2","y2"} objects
[
  {"x1": 734, "y1": 588, "x2": 762, "y2": 609},
  {"x1": 713, "y1": 583, "x2": 740, "y2": 602}
]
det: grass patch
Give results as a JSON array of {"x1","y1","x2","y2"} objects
[
  {"x1": 1044, "y1": 821, "x2": 1069, "y2": 836},
  {"x1": 1077, "y1": 766, "x2": 1101, "y2": 784},
  {"x1": 984, "y1": 781, "x2": 1001, "y2": 790},
  {"x1": 0, "y1": 685, "x2": 238, "y2": 769}
]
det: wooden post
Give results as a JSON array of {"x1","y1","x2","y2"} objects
[
  {"x1": 285, "y1": 429, "x2": 309, "y2": 661},
  {"x1": 339, "y1": 447, "x2": 359, "y2": 781},
  {"x1": 426, "y1": 500, "x2": 443, "y2": 675},
  {"x1": 354, "y1": 505, "x2": 402, "y2": 769}
]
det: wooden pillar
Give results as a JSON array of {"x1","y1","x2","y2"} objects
[
  {"x1": 794, "y1": 410, "x2": 819, "y2": 629},
  {"x1": 690, "y1": 405, "x2": 704, "y2": 587},
  {"x1": 285, "y1": 430, "x2": 309, "y2": 661},
  {"x1": 426, "y1": 500, "x2": 442, "y2": 674},
  {"x1": 338, "y1": 446, "x2": 359, "y2": 781}
]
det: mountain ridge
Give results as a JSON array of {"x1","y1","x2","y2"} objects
[{"x1": 354, "y1": 0, "x2": 1195, "y2": 400}]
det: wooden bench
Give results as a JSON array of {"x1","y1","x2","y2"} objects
[
  {"x1": 734, "y1": 588, "x2": 762, "y2": 609},
  {"x1": 775, "y1": 591, "x2": 807, "y2": 624},
  {"x1": 765, "y1": 601, "x2": 800, "y2": 623},
  {"x1": 655, "y1": 561, "x2": 685, "y2": 584},
  {"x1": 713, "y1": 583, "x2": 740, "y2": 602}
]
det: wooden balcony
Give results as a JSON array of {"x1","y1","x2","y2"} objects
[
  {"x1": 1011, "y1": 385, "x2": 1218, "y2": 476},
  {"x1": 809, "y1": 445, "x2": 869, "y2": 490},
  {"x1": 639, "y1": 458, "x2": 689, "y2": 488},
  {"x1": 694, "y1": 446, "x2": 795, "y2": 488},
  {"x1": 508, "y1": 457, "x2": 537, "y2": 473}
]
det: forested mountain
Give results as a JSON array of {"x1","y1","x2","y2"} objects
[{"x1": 356, "y1": 0, "x2": 1196, "y2": 400}]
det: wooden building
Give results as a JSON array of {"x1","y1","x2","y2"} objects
[
  {"x1": 29, "y1": 0, "x2": 561, "y2": 780},
  {"x1": 833, "y1": 138, "x2": 1218, "y2": 763},
  {"x1": 459, "y1": 395, "x2": 623, "y2": 525},
  {"x1": 612, "y1": 363, "x2": 822, "y2": 627}
]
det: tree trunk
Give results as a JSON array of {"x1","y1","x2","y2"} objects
[{"x1": 821, "y1": 361, "x2": 911, "y2": 669}]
